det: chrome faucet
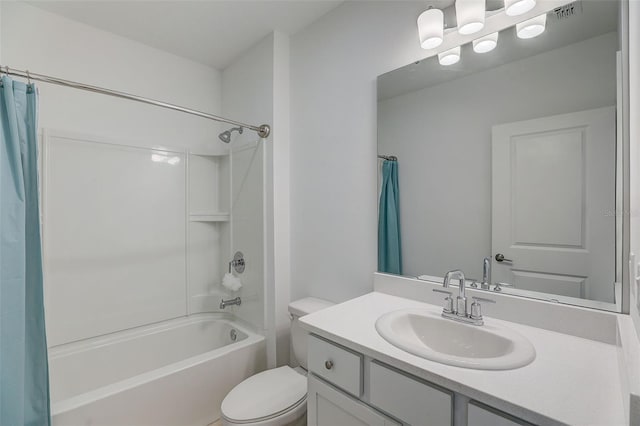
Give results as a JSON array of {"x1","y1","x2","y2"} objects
[
  {"x1": 434, "y1": 269, "x2": 495, "y2": 326},
  {"x1": 220, "y1": 297, "x2": 241, "y2": 309},
  {"x1": 443, "y1": 269, "x2": 467, "y2": 318},
  {"x1": 481, "y1": 257, "x2": 491, "y2": 290}
]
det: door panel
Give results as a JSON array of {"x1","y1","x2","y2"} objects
[
  {"x1": 492, "y1": 107, "x2": 615, "y2": 302},
  {"x1": 511, "y1": 128, "x2": 585, "y2": 247}
]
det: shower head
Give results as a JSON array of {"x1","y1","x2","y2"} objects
[
  {"x1": 218, "y1": 126, "x2": 243, "y2": 143},
  {"x1": 219, "y1": 131, "x2": 231, "y2": 143}
]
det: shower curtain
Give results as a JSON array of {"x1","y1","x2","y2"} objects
[
  {"x1": 0, "y1": 76, "x2": 50, "y2": 426},
  {"x1": 378, "y1": 160, "x2": 402, "y2": 275}
]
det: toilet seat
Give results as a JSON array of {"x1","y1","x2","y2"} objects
[{"x1": 221, "y1": 366, "x2": 307, "y2": 425}]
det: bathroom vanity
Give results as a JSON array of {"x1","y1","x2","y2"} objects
[{"x1": 299, "y1": 275, "x2": 633, "y2": 426}]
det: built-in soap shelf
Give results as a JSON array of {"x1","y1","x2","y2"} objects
[
  {"x1": 189, "y1": 212, "x2": 230, "y2": 222},
  {"x1": 186, "y1": 150, "x2": 231, "y2": 315}
]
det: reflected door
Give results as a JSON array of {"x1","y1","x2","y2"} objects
[{"x1": 491, "y1": 107, "x2": 615, "y2": 302}]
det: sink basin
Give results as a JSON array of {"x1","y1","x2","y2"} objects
[{"x1": 375, "y1": 308, "x2": 536, "y2": 370}]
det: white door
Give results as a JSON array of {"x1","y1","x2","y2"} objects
[{"x1": 491, "y1": 107, "x2": 615, "y2": 302}]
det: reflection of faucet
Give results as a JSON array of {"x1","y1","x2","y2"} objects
[
  {"x1": 481, "y1": 257, "x2": 491, "y2": 290},
  {"x1": 443, "y1": 269, "x2": 467, "y2": 318}
]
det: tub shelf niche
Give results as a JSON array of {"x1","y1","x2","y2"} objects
[{"x1": 187, "y1": 151, "x2": 231, "y2": 315}]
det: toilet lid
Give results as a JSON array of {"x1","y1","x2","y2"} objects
[{"x1": 221, "y1": 366, "x2": 307, "y2": 422}]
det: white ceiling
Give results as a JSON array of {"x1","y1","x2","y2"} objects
[{"x1": 28, "y1": 0, "x2": 344, "y2": 70}]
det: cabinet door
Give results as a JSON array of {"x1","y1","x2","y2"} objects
[
  {"x1": 308, "y1": 374, "x2": 399, "y2": 426},
  {"x1": 468, "y1": 401, "x2": 532, "y2": 426},
  {"x1": 369, "y1": 361, "x2": 453, "y2": 426}
]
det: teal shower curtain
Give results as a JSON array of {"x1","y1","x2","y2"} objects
[
  {"x1": 0, "y1": 76, "x2": 51, "y2": 426},
  {"x1": 378, "y1": 160, "x2": 402, "y2": 275}
]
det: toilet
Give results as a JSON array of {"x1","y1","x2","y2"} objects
[{"x1": 221, "y1": 297, "x2": 334, "y2": 426}]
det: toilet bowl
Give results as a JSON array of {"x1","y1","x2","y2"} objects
[{"x1": 220, "y1": 297, "x2": 334, "y2": 426}]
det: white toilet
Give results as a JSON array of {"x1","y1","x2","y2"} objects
[{"x1": 221, "y1": 297, "x2": 334, "y2": 426}]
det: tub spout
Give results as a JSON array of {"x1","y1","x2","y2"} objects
[{"x1": 220, "y1": 297, "x2": 241, "y2": 309}]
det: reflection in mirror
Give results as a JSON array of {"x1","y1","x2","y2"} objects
[{"x1": 377, "y1": 1, "x2": 621, "y2": 310}]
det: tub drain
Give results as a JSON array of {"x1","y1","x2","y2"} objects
[{"x1": 230, "y1": 329, "x2": 238, "y2": 341}]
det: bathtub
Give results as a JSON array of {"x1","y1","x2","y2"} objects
[{"x1": 49, "y1": 314, "x2": 266, "y2": 426}]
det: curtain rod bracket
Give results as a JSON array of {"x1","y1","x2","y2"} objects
[{"x1": 257, "y1": 124, "x2": 271, "y2": 138}]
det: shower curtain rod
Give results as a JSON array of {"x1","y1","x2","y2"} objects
[
  {"x1": 0, "y1": 65, "x2": 271, "y2": 138},
  {"x1": 378, "y1": 155, "x2": 397, "y2": 161}
]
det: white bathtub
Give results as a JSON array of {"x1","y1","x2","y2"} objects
[{"x1": 49, "y1": 314, "x2": 266, "y2": 426}]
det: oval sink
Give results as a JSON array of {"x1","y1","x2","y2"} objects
[{"x1": 375, "y1": 308, "x2": 536, "y2": 370}]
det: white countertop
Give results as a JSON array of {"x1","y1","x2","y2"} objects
[{"x1": 300, "y1": 292, "x2": 626, "y2": 426}]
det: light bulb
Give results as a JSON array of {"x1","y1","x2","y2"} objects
[
  {"x1": 456, "y1": 0, "x2": 486, "y2": 35},
  {"x1": 473, "y1": 32, "x2": 498, "y2": 53},
  {"x1": 438, "y1": 46, "x2": 461, "y2": 66},
  {"x1": 417, "y1": 8, "x2": 444, "y2": 49},
  {"x1": 505, "y1": 0, "x2": 536, "y2": 16},
  {"x1": 516, "y1": 13, "x2": 546, "y2": 39}
]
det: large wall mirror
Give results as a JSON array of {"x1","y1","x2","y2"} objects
[{"x1": 377, "y1": 0, "x2": 623, "y2": 311}]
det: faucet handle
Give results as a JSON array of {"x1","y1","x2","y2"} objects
[
  {"x1": 494, "y1": 282, "x2": 513, "y2": 292},
  {"x1": 432, "y1": 289, "x2": 454, "y2": 314},
  {"x1": 470, "y1": 296, "x2": 495, "y2": 321}
]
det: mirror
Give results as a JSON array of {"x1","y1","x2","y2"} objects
[{"x1": 377, "y1": 1, "x2": 621, "y2": 310}]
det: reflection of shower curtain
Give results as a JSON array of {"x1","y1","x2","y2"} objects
[
  {"x1": 378, "y1": 160, "x2": 402, "y2": 274},
  {"x1": 0, "y1": 77, "x2": 50, "y2": 425}
]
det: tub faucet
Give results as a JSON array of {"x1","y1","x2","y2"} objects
[
  {"x1": 443, "y1": 269, "x2": 467, "y2": 318},
  {"x1": 220, "y1": 297, "x2": 241, "y2": 309}
]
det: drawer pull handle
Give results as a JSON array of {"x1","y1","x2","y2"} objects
[{"x1": 325, "y1": 360, "x2": 334, "y2": 370}]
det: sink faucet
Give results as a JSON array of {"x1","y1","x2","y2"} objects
[
  {"x1": 443, "y1": 269, "x2": 467, "y2": 319},
  {"x1": 481, "y1": 257, "x2": 491, "y2": 290},
  {"x1": 435, "y1": 269, "x2": 495, "y2": 326}
]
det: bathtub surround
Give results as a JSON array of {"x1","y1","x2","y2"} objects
[{"x1": 0, "y1": 77, "x2": 50, "y2": 426}]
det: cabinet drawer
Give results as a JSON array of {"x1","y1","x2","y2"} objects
[
  {"x1": 308, "y1": 334, "x2": 363, "y2": 397},
  {"x1": 369, "y1": 361, "x2": 453, "y2": 426}
]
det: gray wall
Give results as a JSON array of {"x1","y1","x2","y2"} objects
[{"x1": 378, "y1": 32, "x2": 617, "y2": 280}]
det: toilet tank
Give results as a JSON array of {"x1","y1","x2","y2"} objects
[{"x1": 288, "y1": 297, "x2": 334, "y2": 370}]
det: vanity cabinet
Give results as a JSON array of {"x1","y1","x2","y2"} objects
[{"x1": 307, "y1": 334, "x2": 530, "y2": 426}]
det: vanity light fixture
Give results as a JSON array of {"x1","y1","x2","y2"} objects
[
  {"x1": 418, "y1": 8, "x2": 444, "y2": 49},
  {"x1": 504, "y1": 0, "x2": 536, "y2": 16},
  {"x1": 473, "y1": 32, "x2": 499, "y2": 53},
  {"x1": 456, "y1": 0, "x2": 486, "y2": 35},
  {"x1": 438, "y1": 46, "x2": 461, "y2": 66},
  {"x1": 516, "y1": 13, "x2": 546, "y2": 39}
]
